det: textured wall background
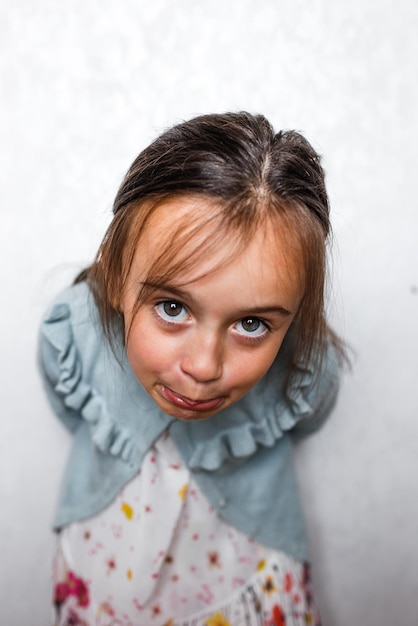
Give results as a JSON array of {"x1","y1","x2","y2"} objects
[{"x1": 1, "y1": 1, "x2": 417, "y2": 624}]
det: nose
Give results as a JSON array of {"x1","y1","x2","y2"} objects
[{"x1": 180, "y1": 329, "x2": 223, "y2": 383}]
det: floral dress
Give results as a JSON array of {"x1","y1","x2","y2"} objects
[{"x1": 53, "y1": 432, "x2": 321, "y2": 626}]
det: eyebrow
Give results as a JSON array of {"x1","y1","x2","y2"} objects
[{"x1": 141, "y1": 281, "x2": 294, "y2": 317}]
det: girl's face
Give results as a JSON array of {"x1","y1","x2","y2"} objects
[{"x1": 121, "y1": 197, "x2": 304, "y2": 422}]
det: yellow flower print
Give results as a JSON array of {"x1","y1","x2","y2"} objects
[
  {"x1": 205, "y1": 613, "x2": 231, "y2": 626},
  {"x1": 126, "y1": 569, "x2": 132, "y2": 580},
  {"x1": 261, "y1": 575, "x2": 278, "y2": 596},
  {"x1": 121, "y1": 502, "x2": 134, "y2": 520},
  {"x1": 178, "y1": 484, "x2": 188, "y2": 501},
  {"x1": 256, "y1": 559, "x2": 266, "y2": 571}
]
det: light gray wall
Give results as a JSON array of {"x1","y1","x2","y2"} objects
[{"x1": 1, "y1": 1, "x2": 417, "y2": 624}]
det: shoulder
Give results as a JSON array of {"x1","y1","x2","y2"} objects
[
  {"x1": 39, "y1": 280, "x2": 115, "y2": 357},
  {"x1": 41, "y1": 281, "x2": 98, "y2": 329},
  {"x1": 39, "y1": 281, "x2": 106, "y2": 377}
]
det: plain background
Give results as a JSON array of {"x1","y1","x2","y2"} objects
[{"x1": 1, "y1": 1, "x2": 417, "y2": 624}]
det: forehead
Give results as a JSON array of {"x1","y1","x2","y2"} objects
[{"x1": 131, "y1": 195, "x2": 305, "y2": 290}]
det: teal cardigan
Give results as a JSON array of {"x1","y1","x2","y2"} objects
[{"x1": 38, "y1": 281, "x2": 340, "y2": 562}]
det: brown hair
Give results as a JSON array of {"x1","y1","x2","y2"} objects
[{"x1": 76, "y1": 111, "x2": 344, "y2": 381}]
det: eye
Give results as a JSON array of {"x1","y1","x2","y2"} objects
[
  {"x1": 235, "y1": 317, "x2": 268, "y2": 338},
  {"x1": 155, "y1": 300, "x2": 189, "y2": 323}
]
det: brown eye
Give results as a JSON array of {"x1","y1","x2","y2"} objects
[
  {"x1": 163, "y1": 301, "x2": 183, "y2": 317},
  {"x1": 155, "y1": 301, "x2": 189, "y2": 323},
  {"x1": 235, "y1": 317, "x2": 268, "y2": 338}
]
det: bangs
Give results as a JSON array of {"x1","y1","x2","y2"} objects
[
  {"x1": 125, "y1": 196, "x2": 260, "y2": 315},
  {"x1": 123, "y1": 196, "x2": 322, "y2": 342}
]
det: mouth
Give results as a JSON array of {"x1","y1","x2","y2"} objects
[{"x1": 159, "y1": 385, "x2": 225, "y2": 412}]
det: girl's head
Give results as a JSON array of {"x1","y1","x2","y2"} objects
[{"x1": 83, "y1": 112, "x2": 333, "y2": 417}]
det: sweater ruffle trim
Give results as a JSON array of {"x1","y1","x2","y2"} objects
[
  {"x1": 42, "y1": 302, "x2": 137, "y2": 463},
  {"x1": 186, "y1": 366, "x2": 316, "y2": 471}
]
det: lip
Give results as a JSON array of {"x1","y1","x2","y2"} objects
[{"x1": 159, "y1": 385, "x2": 225, "y2": 412}]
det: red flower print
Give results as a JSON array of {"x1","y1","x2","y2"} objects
[
  {"x1": 264, "y1": 604, "x2": 286, "y2": 626},
  {"x1": 207, "y1": 551, "x2": 221, "y2": 568},
  {"x1": 65, "y1": 608, "x2": 89, "y2": 625},
  {"x1": 106, "y1": 557, "x2": 117, "y2": 575},
  {"x1": 273, "y1": 604, "x2": 286, "y2": 626},
  {"x1": 54, "y1": 582, "x2": 70, "y2": 606},
  {"x1": 151, "y1": 604, "x2": 162, "y2": 617},
  {"x1": 54, "y1": 571, "x2": 90, "y2": 609},
  {"x1": 284, "y1": 572, "x2": 293, "y2": 593},
  {"x1": 67, "y1": 571, "x2": 89, "y2": 607},
  {"x1": 99, "y1": 602, "x2": 115, "y2": 617}
]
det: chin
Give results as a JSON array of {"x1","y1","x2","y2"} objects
[
  {"x1": 155, "y1": 399, "x2": 224, "y2": 422},
  {"x1": 164, "y1": 406, "x2": 219, "y2": 422}
]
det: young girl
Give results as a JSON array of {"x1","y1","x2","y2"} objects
[{"x1": 39, "y1": 111, "x2": 343, "y2": 626}]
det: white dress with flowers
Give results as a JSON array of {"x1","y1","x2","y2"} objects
[{"x1": 53, "y1": 432, "x2": 321, "y2": 626}]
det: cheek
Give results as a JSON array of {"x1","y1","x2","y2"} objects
[
  {"x1": 230, "y1": 342, "x2": 284, "y2": 392},
  {"x1": 126, "y1": 333, "x2": 161, "y2": 376},
  {"x1": 125, "y1": 319, "x2": 179, "y2": 382},
  {"x1": 124, "y1": 317, "x2": 155, "y2": 377}
]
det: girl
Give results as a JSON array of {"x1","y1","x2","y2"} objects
[{"x1": 39, "y1": 112, "x2": 344, "y2": 626}]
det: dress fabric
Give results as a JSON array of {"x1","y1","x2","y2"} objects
[{"x1": 53, "y1": 433, "x2": 321, "y2": 626}]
